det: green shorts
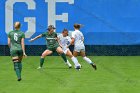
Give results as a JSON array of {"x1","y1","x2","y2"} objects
[
  {"x1": 10, "y1": 50, "x2": 23, "y2": 57},
  {"x1": 47, "y1": 45, "x2": 59, "y2": 52}
]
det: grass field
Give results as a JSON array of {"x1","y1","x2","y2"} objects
[{"x1": 0, "y1": 56, "x2": 140, "y2": 93}]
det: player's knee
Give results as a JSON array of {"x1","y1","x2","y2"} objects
[
  {"x1": 41, "y1": 54, "x2": 46, "y2": 58},
  {"x1": 18, "y1": 57, "x2": 22, "y2": 62},
  {"x1": 57, "y1": 50, "x2": 63, "y2": 54},
  {"x1": 81, "y1": 54, "x2": 86, "y2": 57},
  {"x1": 12, "y1": 59, "x2": 19, "y2": 62},
  {"x1": 68, "y1": 54, "x2": 73, "y2": 58}
]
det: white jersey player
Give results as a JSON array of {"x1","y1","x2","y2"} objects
[
  {"x1": 58, "y1": 33, "x2": 71, "y2": 54},
  {"x1": 70, "y1": 24, "x2": 97, "y2": 70},
  {"x1": 58, "y1": 29, "x2": 81, "y2": 70}
]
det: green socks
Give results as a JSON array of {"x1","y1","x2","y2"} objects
[
  {"x1": 60, "y1": 53, "x2": 67, "y2": 63},
  {"x1": 18, "y1": 62, "x2": 22, "y2": 73},
  {"x1": 40, "y1": 58, "x2": 45, "y2": 67},
  {"x1": 14, "y1": 62, "x2": 22, "y2": 79}
]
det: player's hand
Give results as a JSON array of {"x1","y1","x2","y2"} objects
[
  {"x1": 29, "y1": 38, "x2": 34, "y2": 42},
  {"x1": 23, "y1": 53, "x2": 27, "y2": 58},
  {"x1": 67, "y1": 44, "x2": 71, "y2": 48},
  {"x1": 59, "y1": 44, "x2": 63, "y2": 48},
  {"x1": 55, "y1": 38, "x2": 58, "y2": 40},
  {"x1": 66, "y1": 45, "x2": 69, "y2": 48}
]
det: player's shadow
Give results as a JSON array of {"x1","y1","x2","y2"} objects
[{"x1": 43, "y1": 67, "x2": 70, "y2": 69}]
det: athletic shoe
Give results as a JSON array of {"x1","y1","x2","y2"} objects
[
  {"x1": 75, "y1": 66, "x2": 81, "y2": 71},
  {"x1": 37, "y1": 66, "x2": 42, "y2": 69},
  {"x1": 91, "y1": 64, "x2": 97, "y2": 70},
  {"x1": 65, "y1": 62, "x2": 72, "y2": 68},
  {"x1": 69, "y1": 66, "x2": 72, "y2": 69},
  {"x1": 17, "y1": 78, "x2": 22, "y2": 81}
]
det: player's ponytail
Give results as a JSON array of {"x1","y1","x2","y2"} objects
[{"x1": 74, "y1": 23, "x2": 83, "y2": 29}]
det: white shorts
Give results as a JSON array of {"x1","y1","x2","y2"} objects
[
  {"x1": 74, "y1": 45, "x2": 85, "y2": 52},
  {"x1": 63, "y1": 48, "x2": 69, "y2": 54}
]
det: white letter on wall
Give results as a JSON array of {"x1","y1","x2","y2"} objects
[
  {"x1": 45, "y1": 0, "x2": 74, "y2": 28},
  {"x1": 5, "y1": 0, "x2": 36, "y2": 38}
]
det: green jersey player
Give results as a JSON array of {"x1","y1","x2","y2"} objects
[
  {"x1": 8, "y1": 22, "x2": 27, "y2": 81},
  {"x1": 29, "y1": 25, "x2": 71, "y2": 69}
]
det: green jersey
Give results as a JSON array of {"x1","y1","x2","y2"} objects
[
  {"x1": 42, "y1": 32, "x2": 59, "y2": 48},
  {"x1": 8, "y1": 30, "x2": 25, "y2": 51}
]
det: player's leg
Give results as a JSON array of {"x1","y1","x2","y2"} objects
[
  {"x1": 11, "y1": 50, "x2": 22, "y2": 81},
  {"x1": 12, "y1": 57, "x2": 22, "y2": 81},
  {"x1": 80, "y1": 51, "x2": 97, "y2": 70},
  {"x1": 66, "y1": 49, "x2": 81, "y2": 68},
  {"x1": 63, "y1": 49, "x2": 72, "y2": 68},
  {"x1": 17, "y1": 50, "x2": 24, "y2": 81},
  {"x1": 38, "y1": 49, "x2": 53, "y2": 69},
  {"x1": 73, "y1": 51, "x2": 81, "y2": 70},
  {"x1": 56, "y1": 47, "x2": 71, "y2": 68}
]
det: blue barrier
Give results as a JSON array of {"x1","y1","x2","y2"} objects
[{"x1": 0, "y1": 0, "x2": 140, "y2": 45}]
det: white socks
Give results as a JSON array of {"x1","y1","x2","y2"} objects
[
  {"x1": 83, "y1": 56, "x2": 93, "y2": 64},
  {"x1": 71, "y1": 56, "x2": 81, "y2": 67},
  {"x1": 66, "y1": 60, "x2": 72, "y2": 67}
]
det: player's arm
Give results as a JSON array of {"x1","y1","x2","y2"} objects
[
  {"x1": 21, "y1": 38, "x2": 27, "y2": 57},
  {"x1": 70, "y1": 38, "x2": 75, "y2": 45},
  {"x1": 57, "y1": 37, "x2": 63, "y2": 48},
  {"x1": 81, "y1": 33, "x2": 84, "y2": 42},
  {"x1": 67, "y1": 38, "x2": 75, "y2": 48},
  {"x1": 55, "y1": 33, "x2": 59, "y2": 41},
  {"x1": 29, "y1": 34, "x2": 42, "y2": 42},
  {"x1": 7, "y1": 32, "x2": 11, "y2": 48},
  {"x1": 67, "y1": 32, "x2": 75, "y2": 48},
  {"x1": 8, "y1": 37, "x2": 11, "y2": 48}
]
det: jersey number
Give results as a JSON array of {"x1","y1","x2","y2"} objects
[{"x1": 14, "y1": 33, "x2": 18, "y2": 41}]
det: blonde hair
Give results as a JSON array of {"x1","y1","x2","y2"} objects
[{"x1": 14, "y1": 22, "x2": 21, "y2": 29}]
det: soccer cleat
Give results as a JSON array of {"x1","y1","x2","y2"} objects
[
  {"x1": 37, "y1": 66, "x2": 42, "y2": 69},
  {"x1": 75, "y1": 66, "x2": 81, "y2": 71},
  {"x1": 91, "y1": 64, "x2": 97, "y2": 70},
  {"x1": 65, "y1": 62, "x2": 72, "y2": 68},
  {"x1": 69, "y1": 66, "x2": 72, "y2": 69},
  {"x1": 79, "y1": 64, "x2": 82, "y2": 68},
  {"x1": 17, "y1": 78, "x2": 22, "y2": 81}
]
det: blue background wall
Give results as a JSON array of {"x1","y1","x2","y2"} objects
[{"x1": 0, "y1": 0, "x2": 140, "y2": 45}]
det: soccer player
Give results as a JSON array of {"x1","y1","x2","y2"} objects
[
  {"x1": 69, "y1": 24, "x2": 97, "y2": 70},
  {"x1": 8, "y1": 22, "x2": 27, "y2": 81},
  {"x1": 58, "y1": 29, "x2": 81, "y2": 69},
  {"x1": 29, "y1": 25, "x2": 72, "y2": 69}
]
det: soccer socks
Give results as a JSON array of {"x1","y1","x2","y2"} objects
[
  {"x1": 83, "y1": 56, "x2": 94, "y2": 65},
  {"x1": 60, "y1": 53, "x2": 67, "y2": 63},
  {"x1": 18, "y1": 62, "x2": 22, "y2": 73},
  {"x1": 66, "y1": 60, "x2": 72, "y2": 67},
  {"x1": 14, "y1": 62, "x2": 21, "y2": 79},
  {"x1": 71, "y1": 56, "x2": 81, "y2": 67},
  {"x1": 40, "y1": 58, "x2": 45, "y2": 67}
]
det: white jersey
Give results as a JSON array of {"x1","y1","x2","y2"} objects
[
  {"x1": 72, "y1": 30, "x2": 84, "y2": 47},
  {"x1": 72, "y1": 30, "x2": 85, "y2": 52},
  {"x1": 58, "y1": 34, "x2": 71, "y2": 51}
]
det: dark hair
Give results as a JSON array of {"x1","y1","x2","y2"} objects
[
  {"x1": 62, "y1": 28, "x2": 68, "y2": 33},
  {"x1": 62, "y1": 28, "x2": 69, "y2": 36},
  {"x1": 47, "y1": 25, "x2": 56, "y2": 31},
  {"x1": 74, "y1": 24, "x2": 81, "y2": 29}
]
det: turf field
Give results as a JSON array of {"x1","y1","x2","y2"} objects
[{"x1": 0, "y1": 56, "x2": 140, "y2": 93}]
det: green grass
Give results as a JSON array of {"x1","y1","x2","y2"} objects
[{"x1": 0, "y1": 56, "x2": 140, "y2": 93}]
